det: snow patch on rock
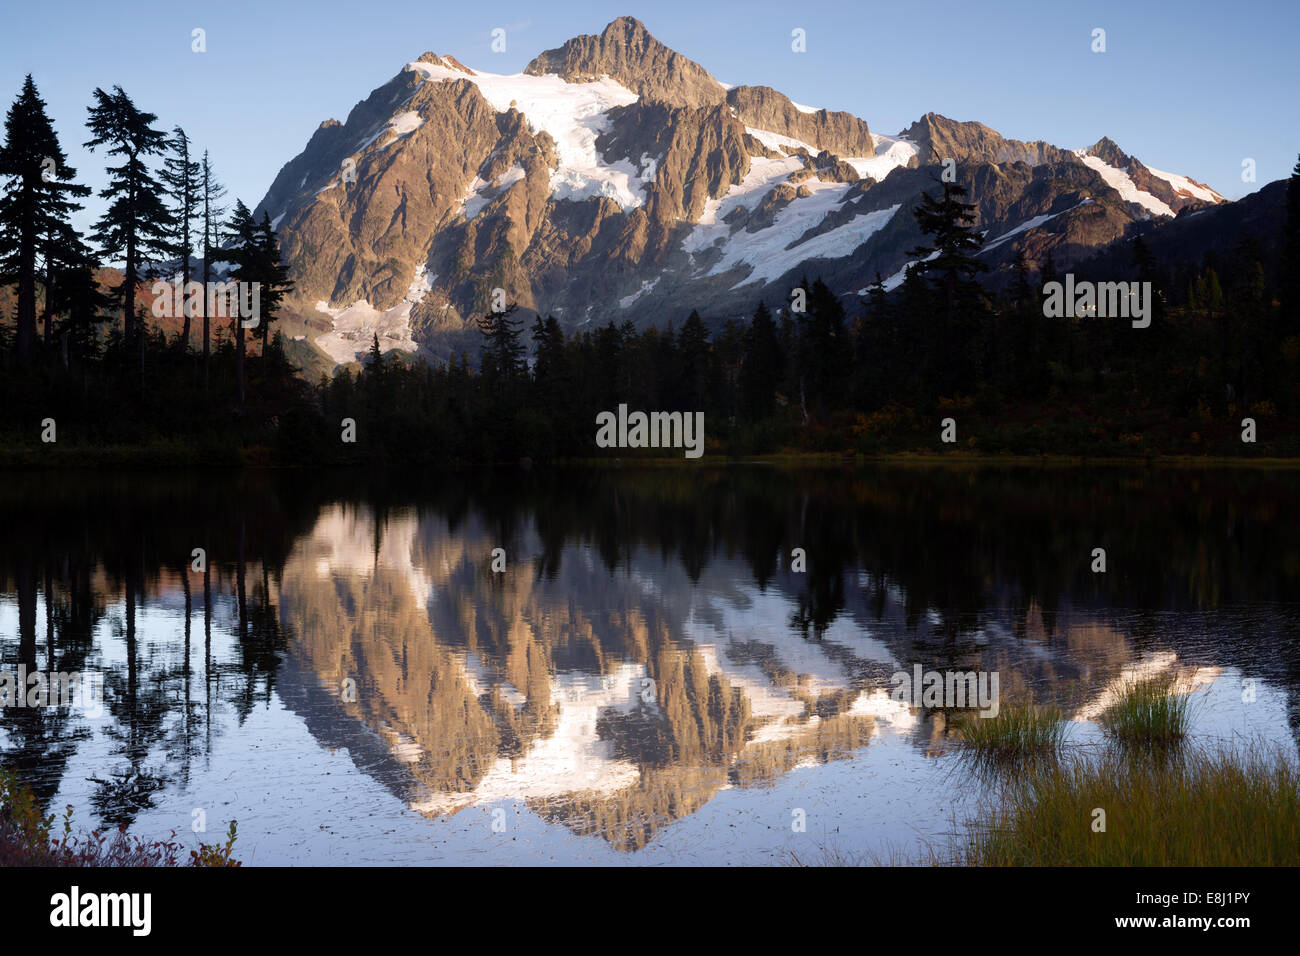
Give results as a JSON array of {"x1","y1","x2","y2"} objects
[
  {"x1": 1144, "y1": 165, "x2": 1224, "y2": 203},
  {"x1": 980, "y1": 199, "x2": 1092, "y2": 253},
  {"x1": 689, "y1": 167, "x2": 900, "y2": 289},
  {"x1": 844, "y1": 132, "x2": 918, "y2": 182},
  {"x1": 407, "y1": 60, "x2": 650, "y2": 210},
  {"x1": 687, "y1": 154, "x2": 806, "y2": 236},
  {"x1": 313, "y1": 266, "x2": 433, "y2": 365},
  {"x1": 619, "y1": 277, "x2": 660, "y2": 309},
  {"x1": 1073, "y1": 151, "x2": 1173, "y2": 217},
  {"x1": 745, "y1": 125, "x2": 818, "y2": 155},
  {"x1": 461, "y1": 164, "x2": 527, "y2": 220}
]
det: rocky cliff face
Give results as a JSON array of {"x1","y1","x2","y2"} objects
[
  {"x1": 524, "y1": 15, "x2": 726, "y2": 109},
  {"x1": 254, "y1": 16, "x2": 1228, "y2": 369},
  {"x1": 726, "y1": 86, "x2": 874, "y2": 156},
  {"x1": 902, "y1": 112, "x2": 1072, "y2": 167}
]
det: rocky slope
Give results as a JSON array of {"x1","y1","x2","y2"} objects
[{"x1": 253, "y1": 16, "x2": 1231, "y2": 369}]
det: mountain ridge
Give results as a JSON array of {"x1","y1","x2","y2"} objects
[{"x1": 252, "y1": 16, "x2": 1237, "y2": 369}]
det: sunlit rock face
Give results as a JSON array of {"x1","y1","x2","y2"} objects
[{"x1": 255, "y1": 17, "x2": 1226, "y2": 372}]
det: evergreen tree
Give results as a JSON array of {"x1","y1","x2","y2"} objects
[
  {"x1": 1283, "y1": 154, "x2": 1300, "y2": 337},
  {"x1": 531, "y1": 313, "x2": 578, "y2": 456},
  {"x1": 714, "y1": 317, "x2": 746, "y2": 422},
  {"x1": 852, "y1": 274, "x2": 889, "y2": 408},
  {"x1": 253, "y1": 212, "x2": 294, "y2": 351},
  {"x1": 84, "y1": 86, "x2": 170, "y2": 343},
  {"x1": 222, "y1": 199, "x2": 259, "y2": 407},
  {"x1": 199, "y1": 149, "x2": 227, "y2": 386},
  {"x1": 907, "y1": 179, "x2": 988, "y2": 390},
  {"x1": 0, "y1": 75, "x2": 91, "y2": 360},
  {"x1": 531, "y1": 315, "x2": 568, "y2": 402},
  {"x1": 739, "y1": 301, "x2": 782, "y2": 422},
  {"x1": 895, "y1": 262, "x2": 931, "y2": 400},
  {"x1": 39, "y1": 210, "x2": 97, "y2": 351},
  {"x1": 865, "y1": 272, "x2": 888, "y2": 321},
  {"x1": 474, "y1": 303, "x2": 526, "y2": 458},
  {"x1": 160, "y1": 126, "x2": 199, "y2": 350},
  {"x1": 1130, "y1": 233, "x2": 1166, "y2": 363},
  {"x1": 1006, "y1": 248, "x2": 1040, "y2": 395},
  {"x1": 797, "y1": 278, "x2": 849, "y2": 420},
  {"x1": 678, "y1": 309, "x2": 711, "y2": 411},
  {"x1": 477, "y1": 303, "x2": 525, "y2": 382},
  {"x1": 52, "y1": 251, "x2": 107, "y2": 365}
]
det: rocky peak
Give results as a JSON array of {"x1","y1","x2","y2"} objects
[
  {"x1": 1085, "y1": 136, "x2": 1130, "y2": 168},
  {"x1": 524, "y1": 16, "x2": 725, "y2": 108},
  {"x1": 902, "y1": 112, "x2": 1070, "y2": 167},
  {"x1": 725, "y1": 86, "x2": 872, "y2": 156},
  {"x1": 1079, "y1": 136, "x2": 1222, "y2": 213},
  {"x1": 413, "y1": 52, "x2": 475, "y2": 74}
]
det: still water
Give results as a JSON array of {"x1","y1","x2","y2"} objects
[{"x1": 1, "y1": 465, "x2": 1297, "y2": 864}]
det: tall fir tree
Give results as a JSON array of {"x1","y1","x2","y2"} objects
[
  {"x1": 531, "y1": 313, "x2": 573, "y2": 450},
  {"x1": 896, "y1": 261, "x2": 931, "y2": 400},
  {"x1": 199, "y1": 150, "x2": 227, "y2": 386},
  {"x1": 222, "y1": 199, "x2": 258, "y2": 407},
  {"x1": 477, "y1": 302, "x2": 526, "y2": 382},
  {"x1": 0, "y1": 75, "x2": 91, "y2": 360},
  {"x1": 39, "y1": 200, "x2": 96, "y2": 349},
  {"x1": 796, "y1": 278, "x2": 849, "y2": 421},
  {"x1": 678, "y1": 309, "x2": 711, "y2": 411},
  {"x1": 84, "y1": 86, "x2": 170, "y2": 343},
  {"x1": 253, "y1": 212, "x2": 294, "y2": 351},
  {"x1": 1004, "y1": 248, "x2": 1039, "y2": 396},
  {"x1": 739, "y1": 301, "x2": 782, "y2": 422},
  {"x1": 160, "y1": 126, "x2": 199, "y2": 350},
  {"x1": 1283, "y1": 154, "x2": 1300, "y2": 338},
  {"x1": 852, "y1": 274, "x2": 889, "y2": 408},
  {"x1": 907, "y1": 179, "x2": 987, "y2": 390}
]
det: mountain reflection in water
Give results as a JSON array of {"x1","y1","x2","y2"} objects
[{"x1": 1, "y1": 466, "x2": 1297, "y2": 862}]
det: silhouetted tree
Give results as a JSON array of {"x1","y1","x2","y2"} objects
[
  {"x1": 84, "y1": 85, "x2": 170, "y2": 343},
  {"x1": 160, "y1": 126, "x2": 199, "y2": 350},
  {"x1": 0, "y1": 76, "x2": 91, "y2": 360},
  {"x1": 199, "y1": 149, "x2": 226, "y2": 387}
]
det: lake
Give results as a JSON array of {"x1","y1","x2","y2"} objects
[{"x1": 1, "y1": 464, "x2": 1297, "y2": 864}]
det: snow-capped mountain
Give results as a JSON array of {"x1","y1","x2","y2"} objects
[{"x1": 255, "y1": 16, "x2": 1228, "y2": 368}]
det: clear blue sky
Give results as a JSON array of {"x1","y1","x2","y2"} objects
[{"x1": 3, "y1": 0, "x2": 1296, "y2": 239}]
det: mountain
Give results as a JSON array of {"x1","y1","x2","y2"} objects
[
  {"x1": 1070, "y1": 178, "x2": 1286, "y2": 288},
  {"x1": 254, "y1": 16, "x2": 1235, "y2": 368}
]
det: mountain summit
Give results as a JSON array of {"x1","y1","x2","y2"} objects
[
  {"x1": 254, "y1": 17, "x2": 1227, "y2": 368},
  {"x1": 524, "y1": 16, "x2": 726, "y2": 108}
]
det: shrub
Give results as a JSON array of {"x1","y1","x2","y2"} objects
[{"x1": 0, "y1": 770, "x2": 240, "y2": 867}]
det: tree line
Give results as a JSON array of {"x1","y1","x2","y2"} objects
[
  {"x1": 2, "y1": 73, "x2": 1298, "y2": 464},
  {"x1": 0, "y1": 76, "x2": 293, "y2": 411}
]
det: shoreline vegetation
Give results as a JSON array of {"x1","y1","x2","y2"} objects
[
  {"x1": 0, "y1": 771, "x2": 240, "y2": 867},
  {"x1": 793, "y1": 745, "x2": 1300, "y2": 867},
  {"x1": 952, "y1": 745, "x2": 1300, "y2": 867},
  {"x1": 799, "y1": 680, "x2": 1299, "y2": 867},
  {"x1": 4, "y1": 447, "x2": 1300, "y2": 469}
]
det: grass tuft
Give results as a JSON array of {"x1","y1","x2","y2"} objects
[
  {"x1": 955, "y1": 704, "x2": 1067, "y2": 763},
  {"x1": 955, "y1": 746, "x2": 1300, "y2": 866},
  {"x1": 1099, "y1": 675, "x2": 1192, "y2": 747}
]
